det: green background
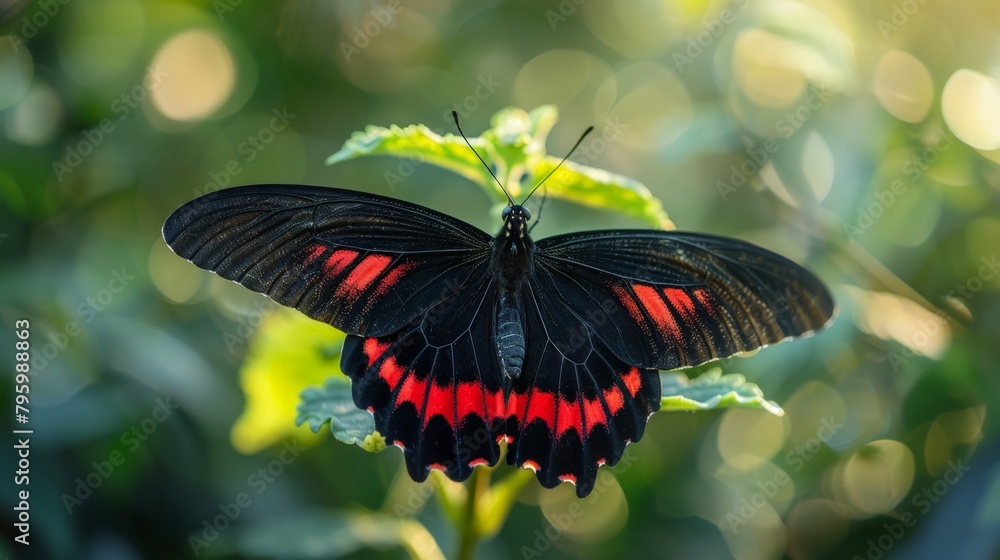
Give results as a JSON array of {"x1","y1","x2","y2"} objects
[{"x1": 1, "y1": 0, "x2": 999, "y2": 559}]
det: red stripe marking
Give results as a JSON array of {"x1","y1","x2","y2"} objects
[
  {"x1": 374, "y1": 262, "x2": 417, "y2": 296},
  {"x1": 603, "y1": 386, "x2": 625, "y2": 415},
  {"x1": 323, "y1": 249, "x2": 358, "y2": 277},
  {"x1": 469, "y1": 458, "x2": 489, "y2": 467},
  {"x1": 558, "y1": 474, "x2": 577, "y2": 484},
  {"x1": 583, "y1": 396, "x2": 608, "y2": 431},
  {"x1": 596, "y1": 458, "x2": 607, "y2": 467},
  {"x1": 522, "y1": 460, "x2": 540, "y2": 472},
  {"x1": 423, "y1": 382, "x2": 454, "y2": 427},
  {"x1": 396, "y1": 374, "x2": 425, "y2": 409},
  {"x1": 489, "y1": 389, "x2": 506, "y2": 421},
  {"x1": 556, "y1": 397, "x2": 582, "y2": 436},
  {"x1": 303, "y1": 243, "x2": 326, "y2": 266},
  {"x1": 612, "y1": 284, "x2": 645, "y2": 326},
  {"x1": 664, "y1": 287, "x2": 697, "y2": 317},
  {"x1": 633, "y1": 284, "x2": 681, "y2": 339},
  {"x1": 693, "y1": 288, "x2": 715, "y2": 314},
  {"x1": 622, "y1": 367, "x2": 642, "y2": 397},
  {"x1": 364, "y1": 338, "x2": 391, "y2": 368},
  {"x1": 338, "y1": 254, "x2": 392, "y2": 300},
  {"x1": 378, "y1": 357, "x2": 404, "y2": 391},
  {"x1": 427, "y1": 463, "x2": 447, "y2": 472},
  {"x1": 457, "y1": 382, "x2": 487, "y2": 421},
  {"x1": 525, "y1": 389, "x2": 556, "y2": 426},
  {"x1": 393, "y1": 440, "x2": 406, "y2": 449},
  {"x1": 507, "y1": 391, "x2": 525, "y2": 422}
]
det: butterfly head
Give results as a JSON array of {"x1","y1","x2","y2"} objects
[{"x1": 501, "y1": 205, "x2": 531, "y2": 239}]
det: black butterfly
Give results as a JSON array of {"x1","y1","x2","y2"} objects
[{"x1": 162, "y1": 123, "x2": 834, "y2": 497}]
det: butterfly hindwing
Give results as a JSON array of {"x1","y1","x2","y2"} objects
[
  {"x1": 341, "y1": 278, "x2": 506, "y2": 482},
  {"x1": 162, "y1": 184, "x2": 492, "y2": 337},
  {"x1": 505, "y1": 283, "x2": 661, "y2": 496}
]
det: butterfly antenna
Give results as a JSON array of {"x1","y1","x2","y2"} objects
[
  {"x1": 452, "y1": 111, "x2": 513, "y2": 206},
  {"x1": 528, "y1": 187, "x2": 549, "y2": 233},
  {"x1": 522, "y1": 125, "x2": 594, "y2": 204}
]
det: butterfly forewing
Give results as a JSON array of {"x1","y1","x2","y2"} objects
[
  {"x1": 533, "y1": 230, "x2": 835, "y2": 371},
  {"x1": 162, "y1": 185, "x2": 492, "y2": 336}
]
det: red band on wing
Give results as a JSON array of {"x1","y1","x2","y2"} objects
[
  {"x1": 424, "y1": 382, "x2": 455, "y2": 427},
  {"x1": 583, "y1": 396, "x2": 608, "y2": 432},
  {"x1": 525, "y1": 390, "x2": 556, "y2": 425},
  {"x1": 602, "y1": 386, "x2": 624, "y2": 415},
  {"x1": 612, "y1": 284, "x2": 644, "y2": 324},
  {"x1": 375, "y1": 262, "x2": 417, "y2": 295},
  {"x1": 396, "y1": 375, "x2": 425, "y2": 410},
  {"x1": 336, "y1": 254, "x2": 392, "y2": 301},
  {"x1": 622, "y1": 367, "x2": 642, "y2": 397},
  {"x1": 323, "y1": 249, "x2": 359, "y2": 277},
  {"x1": 632, "y1": 284, "x2": 681, "y2": 339},
  {"x1": 556, "y1": 397, "x2": 582, "y2": 436},
  {"x1": 364, "y1": 338, "x2": 391, "y2": 367},
  {"x1": 457, "y1": 381, "x2": 486, "y2": 420},
  {"x1": 378, "y1": 356, "x2": 405, "y2": 391},
  {"x1": 303, "y1": 243, "x2": 326, "y2": 266},
  {"x1": 693, "y1": 287, "x2": 715, "y2": 314},
  {"x1": 663, "y1": 287, "x2": 696, "y2": 317}
]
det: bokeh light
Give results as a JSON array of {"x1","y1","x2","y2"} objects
[
  {"x1": 150, "y1": 30, "x2": 236, "y2": 122},
  {"x1": 942, "y1": 69, "x2": 1000, "y2": 151},
  {"x1": 874, "y1": 50, "x2": 934, "y2": 123},
  {"x1": 839, "y1": 440, "x2": 915, "y2": 517}
]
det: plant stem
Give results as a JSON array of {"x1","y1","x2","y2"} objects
[{"x1": 456, "y1": 467, "x2": 489, "y2": 560}]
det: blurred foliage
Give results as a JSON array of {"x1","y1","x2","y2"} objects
[
  {"x1": 231, "y1": 307, "x2": 342, "y2": 454},
  {"x1": 1, "y1": 0, "x2": 999, "y2": 559}
]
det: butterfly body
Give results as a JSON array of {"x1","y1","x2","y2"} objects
[{"x1": 163, "y1": 184, "x2": 834, "y2": 496}]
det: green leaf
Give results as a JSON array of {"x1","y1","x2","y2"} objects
[
  {"x1": 326, "y1": 105, "x2": 672, "y2": 228},
  {"x1": 297, "y1": 377, "x2": 385, "y2": 452},
  {"x1": 660, "y1": 368, "x2": 784, "y2": 416},
  {"x1": 531, "y1": 158, "x2": 674, "y2": 229},
  {"x1": 231, "y1": 308, "x2": 345, "y2": 453},
  {"x1": 325, "y1": 123, "x2": 503, "y2": 202}
]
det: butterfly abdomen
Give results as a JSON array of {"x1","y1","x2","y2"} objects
[{"x1": 496, "y1": 292, "x2": 525, "y2": 379}]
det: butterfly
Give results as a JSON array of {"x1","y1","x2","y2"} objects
[{"x1": 162, "y1": 118, "x2": 834, "y2": 497}]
